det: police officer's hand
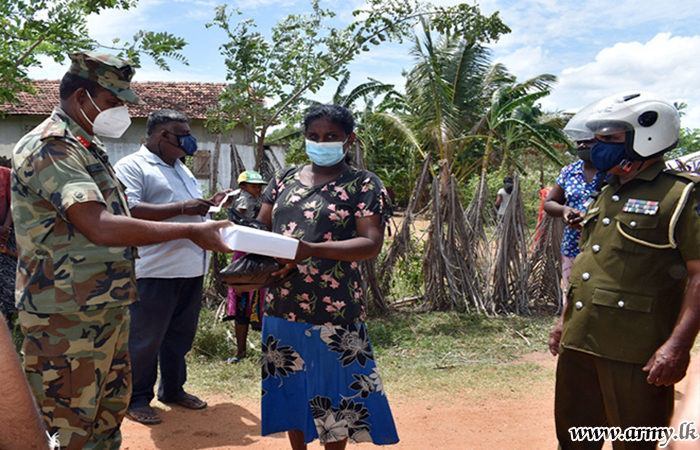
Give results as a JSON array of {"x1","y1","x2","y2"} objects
[
  {"x1": 642, "y1": 343, "x2": 691, "y2": 386},
  {"x1": 563, "y1": 207, "x2": 583, "y2": 230},
  {"x1": 549, "y1": 316, "x2": 564, "y2": 356},
  {"x1": 183, "y1": 198, "x2": 215, "y2": 216}
]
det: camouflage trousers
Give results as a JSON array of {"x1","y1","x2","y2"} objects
[{"x1": 19, "y1": 307, "x2": 131, "y2": 450}]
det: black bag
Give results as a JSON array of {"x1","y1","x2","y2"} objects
[
  {"x1": 221, "y1": 167, "x2": 301, "y2": 293},
  {"x1": 220, "y1": 253, "x2": 297, "y2": 294},
  {"x1": 227, "y1": 207, "x2": 268, "y2": 230}
]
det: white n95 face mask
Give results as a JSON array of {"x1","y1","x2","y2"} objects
[{"x1": 80, "y1": 90, "x2": 132, "y2": 139}]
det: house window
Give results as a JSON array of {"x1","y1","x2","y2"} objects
[{"x1": 192, "y1": 150, "x2": 210, "y2": 177}]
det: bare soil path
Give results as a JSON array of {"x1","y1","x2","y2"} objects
[
  {"x1": 120, "y1": 351, "x2": 690, "y2": 450},
  {"x1": 121, "y1": 352, "x2": 559, "y2": 450}
]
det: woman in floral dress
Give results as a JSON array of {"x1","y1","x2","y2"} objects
[
  {"x1": 543, "y1": 138, "x2": 606, "y2": 308},
  {"x1": 257, "y1": 105, "x2": 399, "y2": 449}
]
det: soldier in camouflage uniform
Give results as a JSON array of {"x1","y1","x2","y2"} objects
[{"x1": 11, "y1": 51, "x2": 232, "y2": 450}]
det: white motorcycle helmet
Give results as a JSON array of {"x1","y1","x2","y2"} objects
[{"x1": 575, "y1": 91, "x2": 680, "y2": 160}]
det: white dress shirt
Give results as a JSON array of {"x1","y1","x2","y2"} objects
[{"x1": 114, "y1": 146, "x2": 208, "y2": 279}]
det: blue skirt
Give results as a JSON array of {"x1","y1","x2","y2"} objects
[{"x1": 261, "y1": 316, "x2": 399, "y2": 446}]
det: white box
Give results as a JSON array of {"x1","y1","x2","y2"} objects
[{"x1": 219, "y1": 225, "x2": 299, "y2": 259}]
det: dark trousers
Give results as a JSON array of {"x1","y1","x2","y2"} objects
[
  {"x1": 128, "y1": 276, "x2": 204, "y2": 409},
  {"x1": 555, "y1": 347, "x2": 674, "y2": 450}
]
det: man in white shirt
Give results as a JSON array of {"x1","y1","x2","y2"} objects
[{"x1": 115, "y1": 109, "x2": 230, "y2": 425}]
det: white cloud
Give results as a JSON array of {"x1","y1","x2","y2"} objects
[
  {"x1": 493, "y1": 45, "x2": 548, "y2": 80},
  {"x1": 21, "y1": 0, "x2": 700, "y2": 131},
  {"x1": 542, "y1": 33, "x2": 700, "y2": 128}
]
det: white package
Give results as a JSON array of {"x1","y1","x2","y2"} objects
[{"x1": 219, "y1": 225, "x2": 299, "y2": 259}]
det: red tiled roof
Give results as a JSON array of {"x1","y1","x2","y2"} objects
[{"x1": 2, "y1": 80, "x2": 226, "y2": 120}]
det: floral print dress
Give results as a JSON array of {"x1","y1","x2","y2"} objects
[
  {"x1": 556, "y1": 160, "x2": 606, "y2": 257},
  {"x1": 260, "y1": 166, "x2": 399, "y2": 446}
]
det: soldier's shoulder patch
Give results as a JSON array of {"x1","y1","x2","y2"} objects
[
  {"x1": 39, "y1": 119, "x2": 68, "y2": 141},
  {"x1": 664, "y1": 169, "x2": 700, "y2": 183}
]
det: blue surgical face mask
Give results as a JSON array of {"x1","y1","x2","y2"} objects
[
  {"x1": 590, "y1": 141, "x2": 627, "y2": 172},
  {"x1": 305, "y1": 139, "x2": 347, "y2": 167},
  {"x1": 170, "y1": 133, "x2": 198, "y2": 156}
]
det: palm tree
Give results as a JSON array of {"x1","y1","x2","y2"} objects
[
  {"x1": 378, "y1": 21, "x2": 505, "y2": 312},
  {"x1": 376, "y1": 19, "x2": 572, "y2": 314}
]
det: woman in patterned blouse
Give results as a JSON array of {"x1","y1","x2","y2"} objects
[
  {"x1": 544, "y1": 139, "x2": 606, "y2": 308},
  {"x1": 256, "y1": 105, "x2": 399, "y2": 449}
]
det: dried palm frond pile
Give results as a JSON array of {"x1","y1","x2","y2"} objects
[
  {"x1": 377, "y1": 157, "x2": 432, "y2": 298},
  {"x1": 422, "y1": 159, "x2": 487, "y2": 313},
  {"x1": 526, "y1": 211, "x2": 563, "y2": 313},
  {"x1": 486, "y1": 175, "x2": 530, "y2": 314},
  {"x1": 377, "y1": 155, "x2": 564, "y2": 317}
]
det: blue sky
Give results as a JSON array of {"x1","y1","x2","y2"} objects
[{"x1": 29, "y1": 0, "x2": 700, "y2": 128}]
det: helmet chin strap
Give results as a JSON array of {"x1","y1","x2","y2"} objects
[
  {"x1": 619, "y1": 158, "x2": 634, "y2": 172},
  {"x1": 621, "y1": 130, "x2": 638, "y2": 172}
]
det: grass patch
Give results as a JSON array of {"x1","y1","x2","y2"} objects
[{"x1": 185, "y1": 309, "x2": 559, "y2": 403}]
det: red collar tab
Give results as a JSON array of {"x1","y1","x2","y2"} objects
[{"x1": 76, "y1": 135, "x2": 90, "y2": 148}]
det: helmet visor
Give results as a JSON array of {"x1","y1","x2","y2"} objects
[{"x1": 585, "y1": 120, "x2": 633, "y2": 137}]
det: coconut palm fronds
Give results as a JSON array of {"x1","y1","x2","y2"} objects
[
  {"x1": 488, "y1": 175, "x2": 531, "y2": 314},
  {"x1": 445, "y1": 174, "x2": 488, "y2": 314},
  {"x1": 464, "y1": 171, "x2": 493, "y2": 253},
  {"x1": 362, "y1": 256, "x2": 389, "y2": 314},
  {"x1": 422, "y1": 159, "x2": 487, "y2": 313},
  {"x1": 229, "y1": 139, "x2": 247, "y2": 189},
  {"x1": 378, "y1": 156, "x2": 432, "y2": 296},
  {"x1": 527, "y1": 213, "x2": 563, "y2": 313}
]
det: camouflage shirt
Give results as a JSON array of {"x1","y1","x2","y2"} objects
[{"x1": 11, "y1": 107, "x2": 138, "y2": 314}]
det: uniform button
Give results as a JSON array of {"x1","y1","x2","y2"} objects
[
  {"x1": 618, "y1": 300, "x2": 625, "y2": 308},
  {"x1": 76, "y1": 192, "x2": 84, "y2": 199},
  {"x1": 602, "y1": 217, "x2": 611, "y2": 225},
  {"x1": 575, "y1": 301, "x2": 584, "y2": 310},
  {"x1": 612, "y1": 195, "x2": 620, "y2": 202},
  {"x1": 592, "y1": 245, "x2": 601, "y2": 253},
  {"x1": 630, "y1": 221, "x2": 637, "y2": 227},
  {"x1": 582, "y1": 272, "x2": 591, "y2": 281}
]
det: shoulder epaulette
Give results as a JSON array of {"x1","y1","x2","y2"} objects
[
  {"x1": 663, "y1": 169, "x2": 700, "y2": 184},
  {"x1": 39, "y1": 119, "x2": 68, "y2": 141}
]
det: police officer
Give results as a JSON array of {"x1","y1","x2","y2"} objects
[
  {"x1": 549, "y1": 92, "x2": 700, "y2": 450},
  {"x1": 11, "y1": 51, "x2": 232, "y2": 449}
]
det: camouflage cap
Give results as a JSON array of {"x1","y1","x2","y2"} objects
[{"x1": 68, "y1": 51, "x2": 144, "y2": 105}]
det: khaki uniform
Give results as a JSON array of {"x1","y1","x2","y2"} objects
[
  {"x1": 12, "y1": 107, "x2": 137, "y2": 449},
  {"x1": 556, "y1": 161, "x2": 700, "y2": 450}
]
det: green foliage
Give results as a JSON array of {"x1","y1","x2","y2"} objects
[
  {"x1": 185, "y1": 310, "x2": 556, "y2": 401},
  {"x1": 365, "y1": 312, "x2": 555, "y2": 398},
  {"x1": 7, "y1": 314, "x2": 23, "y2": 353},
  {"x1": 206, "y1": 0, "x2": 510, "y2": 168},
  {"x1": 461, "y1": 163, "x2": 561, "y2": 228},
  {"x1": 666, "y1": 127, "x2": 700, "y2": 160},
  {"x1": 386, "y1": 239, "x2": 425, "y2": 300},
  {"x1": 192, "y1": 308, "x2": 238, "y2": 361},
  {"x1": 0, "y1": 0, "x2": 188, "y2": 107}
]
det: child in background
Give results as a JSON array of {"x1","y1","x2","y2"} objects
[{"x1": 223, "y1": 170, "x2": 268, "y2": 363}]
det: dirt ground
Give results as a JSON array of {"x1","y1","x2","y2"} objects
[
  {"x1": 121, "y1": 351, "x2": 556, "y2": 450},
  {"x1": 121, "y1": 351, "x2": 694, "y2": 450}
]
